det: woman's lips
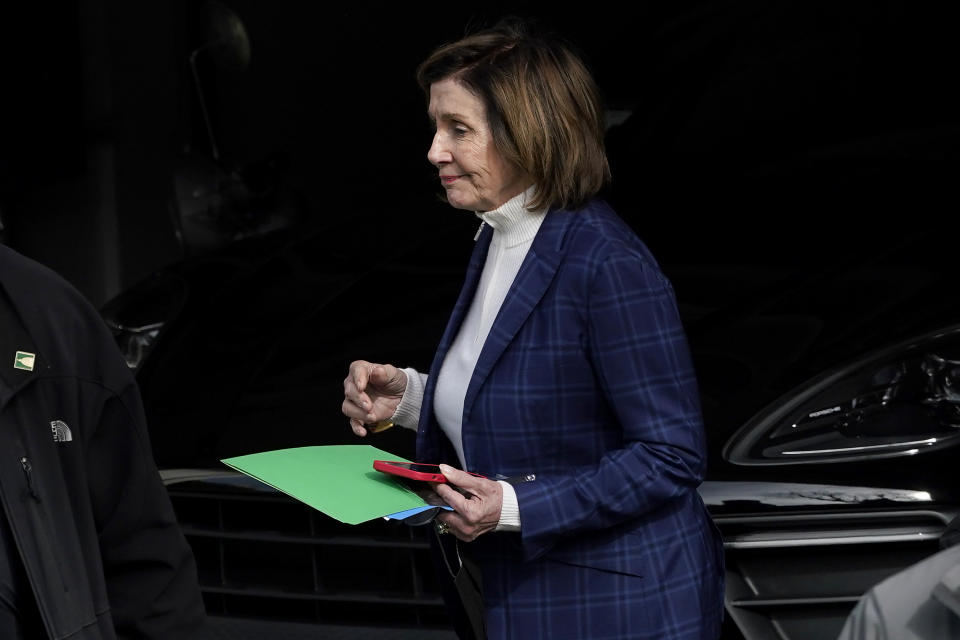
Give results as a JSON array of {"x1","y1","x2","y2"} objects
[{"x1": 440, "y1": 175, "x2": 460, "y2": 185}]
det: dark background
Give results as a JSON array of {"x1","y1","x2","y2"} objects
[
  {"x1": 0, "y1": 0, "x2": 954, "y2": 303},
  {"x1": 2, "y1": 0, "x2": 958, "y2": 307}
]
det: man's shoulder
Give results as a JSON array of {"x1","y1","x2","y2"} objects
[
  {"x1": 0, "y1": 244, "x2": 89, "y2": 310},
  {"x1": 0, "y1": 244, "x2": 130, "y2": 387}
]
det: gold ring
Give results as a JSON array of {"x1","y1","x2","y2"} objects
[{"x1": 435, "y1": 521, "x2": 450, "y2": 535}]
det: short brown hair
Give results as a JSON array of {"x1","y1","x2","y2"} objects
[{"x1": 417, "y1": 19, "x2": 610, "y2": 212}]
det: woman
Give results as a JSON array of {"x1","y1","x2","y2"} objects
[{"x1": 342, "y1": 19, "x2": 724, "y2": 640}]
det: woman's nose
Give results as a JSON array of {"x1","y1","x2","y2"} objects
[{"x1": 427, "y1": 132, "x2": 450, "y2": 166}]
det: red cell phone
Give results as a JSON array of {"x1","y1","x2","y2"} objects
[
  {"x1": 373, "y1": 460, "x2": 447, "y2": 482},
  {"x1": 373, "y1": 460, "x2": 486, "y2": 483}
]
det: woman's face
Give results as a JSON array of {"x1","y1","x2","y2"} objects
[{"x1": 427, "y1": 78, "x2": 528, "y2": 212}]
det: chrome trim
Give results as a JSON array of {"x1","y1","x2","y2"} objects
[
  {"x1": 781, "y1": 439, "x2": 936, "y2": 456},
  {"x1": 717, "y1": 508, "x2": 953, "y2": 549},
  {"x1": 104, "y1": 320, "x2": 165, "y2": 334},
  {"x1": 759, "y1": 447, "x2": 929, "y2": 465},
  {"x1": 159, "y1": 468, "x2": 243, "y2": 485},
  {"x1": 729, "y1": 595, "x2": 863, "y2": 608},
  {"x1": 725, "y1": 530, "x2": 941, "y2": 549}
]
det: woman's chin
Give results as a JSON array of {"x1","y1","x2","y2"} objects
[{"x1": 446, "y1": 195, "x2": 482, "y2": 212}]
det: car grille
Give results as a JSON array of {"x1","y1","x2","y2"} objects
[
  {"x1": 716, "y1": 508, "x2": 956, "y2": 640},
  {"x1": 165, "y1": 475, "x2": 452, "y2": 629}
]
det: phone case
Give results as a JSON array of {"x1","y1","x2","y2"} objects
[{"x1": 373, "y1": 460, "x2": 448, "y2": 483}]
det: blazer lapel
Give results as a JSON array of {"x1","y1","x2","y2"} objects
[
  {"x1": 417, "y1": 223, "x2": 493, "y2": 460},
  {"x1": 436, "y1": 224, "x2": 493, "y2": 358},
  {"x1": 462, "y1": 210, "x2": 573, "y2": 422}
]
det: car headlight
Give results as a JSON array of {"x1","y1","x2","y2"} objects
[
  {"x1": 100, "y1": 273, "x2": 186, "y2": 371},
  {"x1": 724, "y1": 324, "x2": 960, "y2": 465},
  {"x1": 104, "y1": 320, "x2": 165, "y2": 370}
]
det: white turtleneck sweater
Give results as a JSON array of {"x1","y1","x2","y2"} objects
[{"x1": 390, "y1": 186, "x2": 546, "y2": 531}]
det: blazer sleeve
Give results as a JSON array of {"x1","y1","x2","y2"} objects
[{"x1": 512, "y1": 248, "x2": 708, "y2": 561}]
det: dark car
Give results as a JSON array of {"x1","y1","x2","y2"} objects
[{"x1": 100, "y1": 184, "x2": 960, "y2": 639}]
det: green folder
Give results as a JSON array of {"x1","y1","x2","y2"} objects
[{"x1": 221, "y1": 444, "x2": 435, "y2": 525}]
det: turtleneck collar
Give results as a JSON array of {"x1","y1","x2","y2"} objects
[{"x1": 475, "y1": 186, "x2": 546, "y2": 247}]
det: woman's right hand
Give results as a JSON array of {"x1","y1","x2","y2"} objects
[{"x1": 342, "y1": 360, "x2": 407, "y2": 436}]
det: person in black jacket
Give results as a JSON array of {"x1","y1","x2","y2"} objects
[{"x1": 0, "y1": 243, "x2": 205, "y2": 639}]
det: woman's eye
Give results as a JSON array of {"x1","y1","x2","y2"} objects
[{"x1": 453, "y1": 126, "x2": 468, "y2": 138}]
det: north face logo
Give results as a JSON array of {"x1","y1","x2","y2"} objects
[{"x1": 51, "y1": 420, "x2": 73, "y2": 443}]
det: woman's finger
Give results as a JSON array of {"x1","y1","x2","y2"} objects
[
  {"x1": 349, "y1": 418, "x2": 368, "y2": 437},
  {"x1": 435, "y1": 483, "x2": 469, "y2": 512},
  {"x1": 341, "y1": 396, "x2": 367, "y2": 420},
  {"x1": 348, "y1": 360, "x2": 372, "y2": 393},
  {"x1": 439, "y1": 465, "x2": 488, "y2": 493}
]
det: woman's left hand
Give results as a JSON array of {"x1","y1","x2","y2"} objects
[{"x1": 433, "y1": 464, "x2": 502, "y2": 541}]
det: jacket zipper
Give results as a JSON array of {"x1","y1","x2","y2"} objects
[
  {"x1": 8, "y1": 454, "x2": 55, "y2": 638},
  {"x1": 20, "y1": 456, "x2": 41, "y2": 501}
]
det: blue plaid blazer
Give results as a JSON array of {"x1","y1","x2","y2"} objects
[{"x1": 417, "y1": 199, "x2": 724, "y2": 639}]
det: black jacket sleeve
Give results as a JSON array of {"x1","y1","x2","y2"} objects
[{"x1": 86, "y1": 380, "x2": 206, "y2": 639}]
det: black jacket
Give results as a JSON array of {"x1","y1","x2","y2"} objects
[{"x1": 0, "y1": 245, "x2": 205, "y2": 639}]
